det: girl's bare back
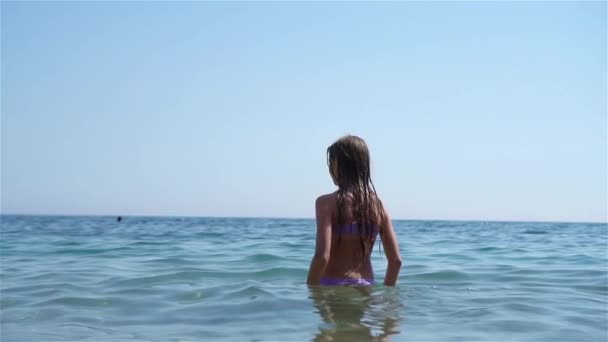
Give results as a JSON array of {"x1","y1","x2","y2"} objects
[{"x1": 306, "y1": 135, "x2": 402, "y2": 286}]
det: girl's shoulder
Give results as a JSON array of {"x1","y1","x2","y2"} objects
[
  {"x1": 315, "y1": 192, "x2": 342, "y2": 213},
  {"x1": 315, "y1": 191, "x2": 338, "y2": 205}
]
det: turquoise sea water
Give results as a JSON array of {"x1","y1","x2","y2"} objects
[{"x1": 1, "y1": 216, "x2": 606, "y2": 341}]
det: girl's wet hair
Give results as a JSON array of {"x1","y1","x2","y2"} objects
[{"x1": 327, "y1": 135, "x2": 385, "y2": 260}]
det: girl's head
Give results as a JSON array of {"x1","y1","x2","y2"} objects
[
  {"x1": 327, "y1": 135, "x2": 384, "y2": 259},
  {"x1": 326, "y1": 135, "x2": 383, "y2": 226},
  {"x1": 326, "y1": 135, "x2": 372, "y2": 189}
]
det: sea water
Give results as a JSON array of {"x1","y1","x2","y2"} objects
[{"x1": 1, "y1": 216, "x2": 606, "y2": 341}]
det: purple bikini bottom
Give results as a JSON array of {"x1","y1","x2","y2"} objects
[{"x1": 320, "y1": 277, "x2": 375, "y2": 286}]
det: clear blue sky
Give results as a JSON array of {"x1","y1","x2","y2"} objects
[{"x1": 1, "y1": 2, "x2": 606, "y2": 222}]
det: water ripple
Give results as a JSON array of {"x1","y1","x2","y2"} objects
[{"x1": 1, "y1": 215, "x2": 606, "y2": 342}]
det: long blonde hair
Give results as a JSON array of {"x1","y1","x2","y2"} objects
[{"x1": 327, "y1": 135, "x2": 384, "y2": 259}]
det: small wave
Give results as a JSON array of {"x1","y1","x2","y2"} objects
[
  {"x1": 170, "y1": 283, "x2": 277, "y2": 304},
  {"x1": 12, "y1": 257, "x2": 36, "y2": 262},
  {"x1": 113, "y1": 267, "x2": 307, "y2": 285},
  {"x1": 111, "y1": 271, "x2": 211, "y2": 287},
  {"x1": 564, "y1": 254, "x2": 599, "y2": 263},
  {"x1": 194, "y1": 231, "x2": 228, "y2": 238},
  {"x1": 507, "y1": 268, "x2": 607, "y2": 278},
  {"x1": 250, "y1": 267, "x2": 307, "y2": 278},
  {"x1": 102, "y1": 287, "x2": 163, "y2": 296},
  {"x1": 0, "y1": 297, "x2": 26, "y2": 309},
  {"x1": 406, "y1": 270, "x2": 470, "y2": 282},
  {"x1": 573, "y1": 284, "x2": 608, "y2": 295},
  {"x1": 443, "y1": 307, "x2": 493, "y2": 318},
  {"x1": 278, "y1": 241, "x2": 308, "y2": 249},
  {"x1": 173, "y1": 289, "x2": 218, "y2": 303},
  {"x1": 107, "y1": 268, "x2": 301, "y2": 287},
  {"x1": 476, "y1": 246, "x2": 503, "y2": 252},
  {"x1": 523, "y1": 230, "x2": 548, "y2": 235},
  {"x1": 430, "y1": 253, "x2": 477, "y2": 261},
  {"x1": 34, "y1": 296, "x2": 124, "y2": 308},
  {"x1": 52, "y1": 247, "x2": 133, "y2": 255},
  {"x1": 142, "y1": 257, "x2": 199, "y2": 265},
  {"x1": 56, "y1": 323, "x2": 114, "y2": 335},
  {"x1": 486, "y1": 318, "x2": 552, "y2": 332},
  {"x1": 243, "y1": 253, "x2": 286, "y2": 263},
  {"x1": 223, "y1": 285, "x2": 275, "y2": 300},
  {"x1": 52, "y1": 241, "x2": 81, "y2": 246},
  {"x1": 2, "y1": 282, "x2": 87, "y2": 294},
  {"x1": 129, "y1": 241, "x2": 168, "y2": 246},
  {"x1": 404, "y1": 264, "x2": 430, "y2": 271},
  {"x1": 501, "y1": 302, "x2": 552, "y2": 315}
]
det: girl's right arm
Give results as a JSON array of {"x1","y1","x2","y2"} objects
[{"x1": 381, "y1": 209, "x2": 402, "y2": 286}]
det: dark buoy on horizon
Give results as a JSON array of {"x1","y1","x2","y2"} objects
[{"x1": 117, "y1": 216, "x2": 122, "y2": 222}]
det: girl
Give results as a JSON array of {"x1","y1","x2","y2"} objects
[{"x1": 307, "y1": 135, "x2": 402, "y2": 286}]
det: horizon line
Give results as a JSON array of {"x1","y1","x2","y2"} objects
[{"x1": 1, "y1": 212, "x2": 606, "y2": 225}]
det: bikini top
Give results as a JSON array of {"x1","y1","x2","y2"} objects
[{"x1": 332, "y1": 223, "x2": 379, "y2": 237}]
